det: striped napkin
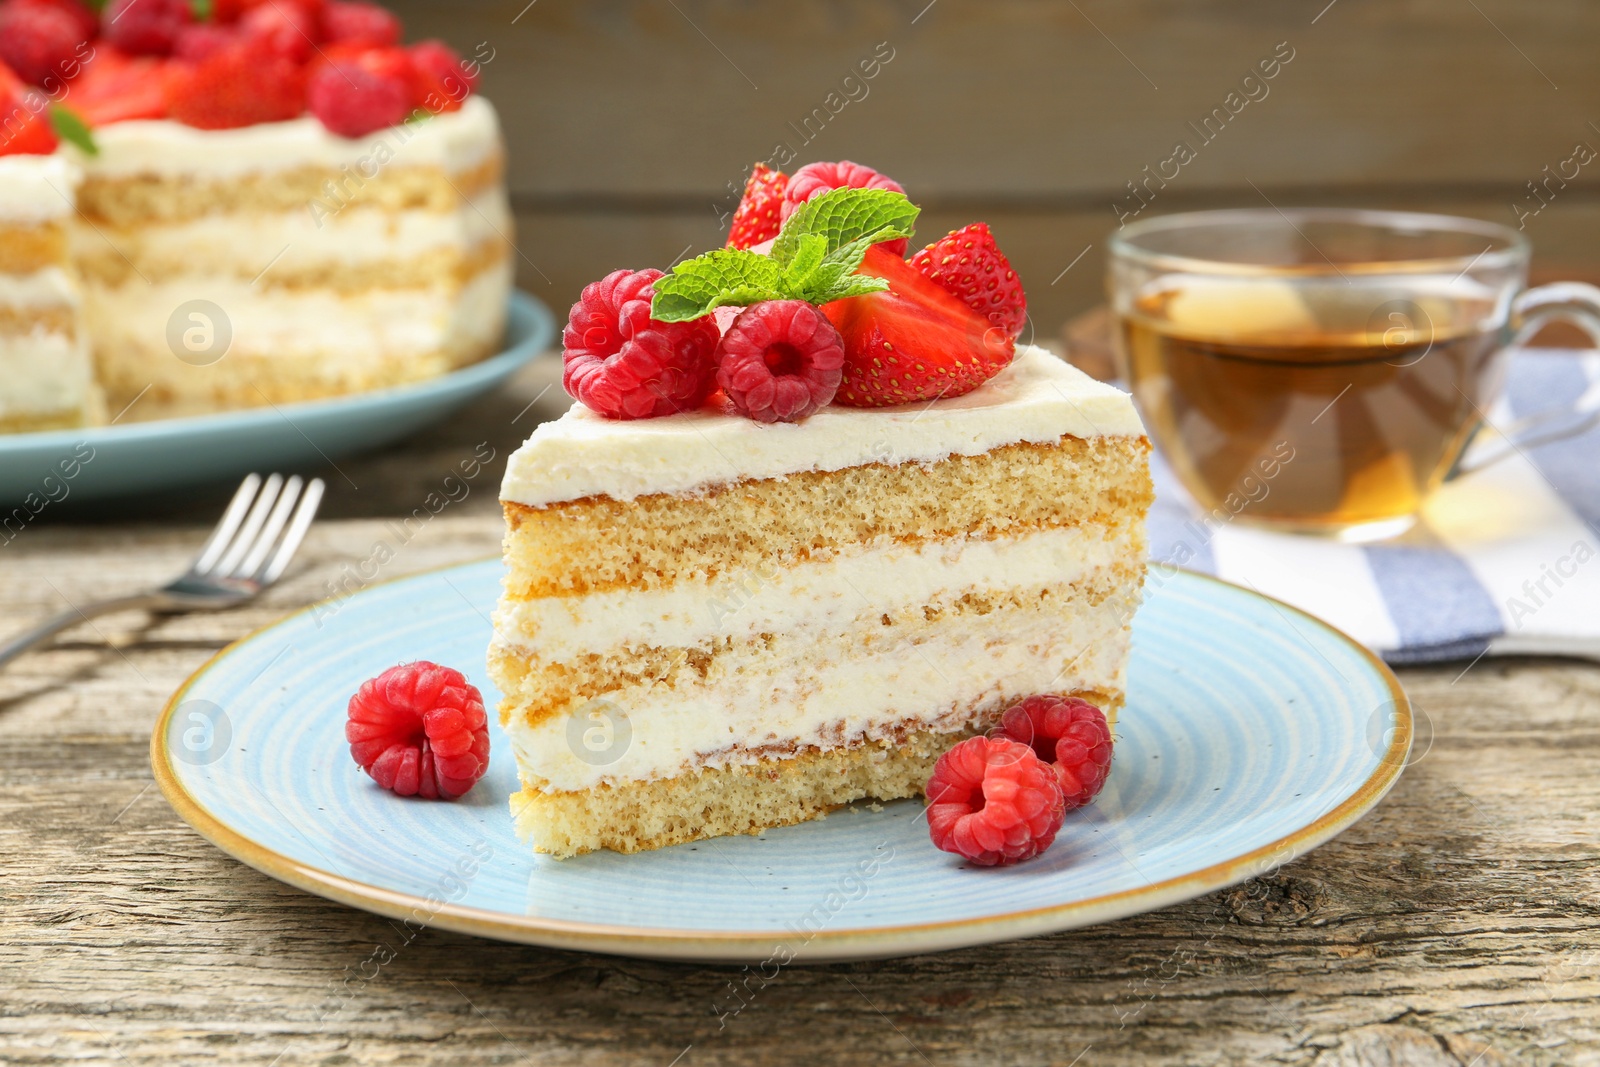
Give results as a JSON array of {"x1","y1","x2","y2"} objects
[{"x1": 1145, "y1": 348, "x2": 1600, "y2": 665}]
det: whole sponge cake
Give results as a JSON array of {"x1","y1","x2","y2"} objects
[
  {"x1": 494, "y1": 346, "x2": 1150, "y2": 856},
  {"x1": 0, "y1": 0, "x2": 511, "y2": 427},
  {"x1": 491, "y1": 165, "x2": 1152, "y2": 858}
]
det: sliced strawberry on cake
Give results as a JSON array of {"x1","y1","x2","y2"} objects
[{"x1": 911, "y1": 221, "x2": 1028, "y2": 340}]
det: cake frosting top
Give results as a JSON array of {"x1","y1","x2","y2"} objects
[
  {"x1": 0, "y1": 155, "x2": 81, "y2": 223},
  {"x1": 71, "y1": 96, "x2": 501, "y2": 179},
  {"x1": 501, "y1": 345, "x2": 1145, "y2": 507}
]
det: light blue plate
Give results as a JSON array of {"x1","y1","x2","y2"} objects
[
  {"x1": 0, "y1": 291, "x2": 555, "y2": 508},
  {"x1": 153, "y1": 564, "x2": 1410, "y2": 962}
]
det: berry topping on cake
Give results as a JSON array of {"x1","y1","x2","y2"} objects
[
  {"x1": 168, "y1": 38, "x2": 306, "y2": 129},
  {"x1": 237, "y1": 0, "x2": 318, "y2": 63},
  {"x1": 727, "y1": 163, "x2": 787, "y2": 250},
  {"x1": 824, "y1": 244, "x2": 1015, "y2": 407},
  {"x1": 321, "y1": 0, "x2": 400, "y2": 47},
  {"x1": 716, "y1": 300, "x2": 844, "y2": 423},
  {"x1": 70, "y1": 47, "x2": 169, "y2": 124},
  {"x1": 998, "y1": 695, "x2": 1113, "y2": 809},
  {"x1": 102, "y1": 0, "x2": 192, "y2": 56},
  {"x1": 926, "y1": 736, "x2": 1066, "y2": 867},
  {"x1": 911, "y1": 222, "x2": 1027, "y2": 341},
  {"x1": 0, "y1": 60, "x2": 57, "y2": 154},
  {"x1": 308, "y1": 50, "x2": 411, "y2": 137},
  {"x1": 346, "y1": 661, "x2": 491, "y2": 800},
  {"x1": 563, "y1": 268, "x2": 720, "y2": 420},
  {"x1": 782, "y1": 160, "x2": 907, "y2": 255},
  {"x1": 0, "y1": 0, "x2": 91, "y2": 88},
  {"x1": 407, "y1": 39, "x2": 476, "y2": 114},
  {"x1": 173, "y1": 23, "x2": 240, "y2": 62}
]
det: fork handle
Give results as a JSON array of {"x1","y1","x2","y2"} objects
[{"x1": 0, "y1": 593, "x2": 165, "y2": 671}]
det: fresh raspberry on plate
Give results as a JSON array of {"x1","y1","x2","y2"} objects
[
  {"x1": 715, "y1": 300, "x2": 844, "y2": 423},
  {"x1": 782, "y1": 159, "x2": 908, "y2": 255},
  {"x1": 346, "y1": 661, "x2": 491, "y2": 800},
  {"x1": 0, "y1": 0, "x2": 90, "y2": 88},
  {"x1": 911, "y1": 222, "x2": 1027, "y2": 341},
  {"x1": 308, "y1": 53, "x2": 410, "y2": 137},
  {"x1": 925, "y1": 735, "x2": 1066, "y2": 866},
  {"x1": 406, "y1": 39, "x2": 476, "y2": 114},
  {"x1": 321, "y1": 0, "x2": 399, "y2": 46},
  {"x1": 168, "y1": 39, "x2": 306, "y2": 129},
  {"x1": 562, "y1": 268, "x2": 720, "y2": 420},
  {"x1": 998, "y1": 694, "x2": 1113, "y2": 809},
  {"x1": 726, "y1": 163, "x2": 787, "y2": 250},
  {"x1": 101, "y1": 0, "x2": 192, "y2": 56}
]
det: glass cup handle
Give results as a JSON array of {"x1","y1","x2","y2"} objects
[{"x1": 1453, "y1": 281, "x2": 1600, "y2": 475}]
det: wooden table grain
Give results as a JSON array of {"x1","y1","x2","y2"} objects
[{"x1": 3, "y1": 360, "x2": 1599, "y2": 1066}]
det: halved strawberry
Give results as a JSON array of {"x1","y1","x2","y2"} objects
[
  {"x1": 0, "y1": 61, "x2": 57, "y2": 154},
  {"x1": 726, "y1": 162, "x2": 786, "y2": 250},
  {"x1": 911, "y1": 222, "x2": 1027, "y2": 340},
  {"x1": 69, "y1": 47, "x2": 171, "y2": 124},
  {"x1": 822, "y1": 244, "x2": 1015, "y2": 407}
]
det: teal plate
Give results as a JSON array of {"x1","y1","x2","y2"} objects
[
  {"x1": 0, "y1": 291, "x2": 554, "y2": 508},
  {"x1": 153, "y1": 564, "x2": 1410, "y2": 963}
]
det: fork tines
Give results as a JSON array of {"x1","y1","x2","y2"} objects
[{"x1": 193, "y1": 473, "x2": 326, "y2": 584}]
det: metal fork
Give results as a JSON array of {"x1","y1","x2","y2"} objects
[{"x1": 0, "y1": 473, "x2": 325, "y2": 671}]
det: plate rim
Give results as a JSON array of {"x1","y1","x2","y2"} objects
[
  {"x1": 0, "y1": 290, "x2": 555, "y2": 451},
  {"x1": 151, "y1": 560, "x2": 1412, "y2": 962}
]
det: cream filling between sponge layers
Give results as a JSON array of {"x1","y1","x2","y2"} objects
[
  {"x1": 500, "y1": 346, "x2": 1145, "y2": 507},
  {"x1": 75, "y1": 190, "x2": 511, "y2": 276},
  {"x1": 0, "y1": 156, "x2": 80, "y2": 223},
  {"x1": 84, "y1": 256, "x2": 511, "y2": 362},
  {"x1": 0, "y1": 329, "x2": 93, "y2": 417},
  {"x1": 0, "y1": 267, "x2": 80, "y2": 309},
  {"x1": 501, "y1": 586, "x2": 1137, "y2": 793},
  {"x1": 495, "y1": 521, "x2": 1142, "y2": 661}
]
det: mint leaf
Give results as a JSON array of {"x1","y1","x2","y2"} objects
[
  {"x1": 651, "y1": 250, "x2": 786, "y2": 322},
  {"x1": 783, "y1": 234, "x2": 827, "y2": 290},
  {"x1": 49, "y1": 106, "x2": 96, "y2": 156},
  {"x1": 770, "y1": 187, "x2": 918, "y2": 267}
]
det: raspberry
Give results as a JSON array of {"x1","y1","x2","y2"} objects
[
  {"x1": 998, "y1": 695, "x2": 1113, "y2": 809},
  {"x1": 562, "y1": 268, "x2": 720, "y2": 420},
  {"x1": 782, "y1": 159, "x2": 908, "y2": 255},
  {"x1": 726, "y1": 163, "x2": 787, "y2": 250},
  {"x1": 238, "y1": 0, "x2": 318, "y2": 63},
  {"x1": 346, "y1": 661, "x2": 491, "y2": 800},
  {"x1": 321, "y1": 0, "x2": 398, "y2": 46},
  {"x1": 715, "y1": 300, "x2": 843, "y2": 423},
  {"x1": 168, "y1": 39, "x2": 306, "y2": 130},
  {"x1": 926, "y1": 736, "x2": 1065, "y2": 866},
  {"x1": 911, "y1": 222, "x2": 1027, "y2": 341},
  {"x1": 173, "y1": 23, "x2": 241, "y2": 62},
  {"x1": 102, "y1": 0, "x2": 192, "y2": 56},
  {"x1": 407, "y1": 39, "x2": 476, "y2": 114},
  {"x1": 0, "y1": 0, "x2": 90, "y2": 88},
  {"x1": 308, "y1": 54, "x2": 410, "y2": 137}
]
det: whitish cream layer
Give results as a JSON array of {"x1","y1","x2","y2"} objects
[
  {"x1": 78, "y1": 189, "x2": 511, "y2": 272},
  {"x1": 85, "y1": 257, "x2": 511, "y2": 360},
  {"x1": 495, "y1": 522, "x2": 1140, "y2": 660},
  {"x1": 77, "y1": 96, "x2": 502, "y2": 179},
  {"x1": 0, "y1": 327, "x2": 93, "y2": 418},
  {"x1": 501, "y1": 346, "x2": 1145, "y2": 507},
  {"x1": 503, "y1": 591, "x2": 1135, "y2": 792},
  {"x1": 0, "y1": 154, "x2": 79, "y2": 223},
  {"x1": 0, "y1": 267, "x2": 79, "y2": 309}
]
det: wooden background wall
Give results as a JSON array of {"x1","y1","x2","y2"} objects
[{"x1": 392, "y1": 0, "x2": 1600, "y2": 340}]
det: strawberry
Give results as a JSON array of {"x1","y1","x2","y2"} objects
[
  {"x1": 167, "y1": 38, "x2": 305, "y2": 129},
  {"x1": 0, "y1": 60, "x2": 57, "y2": 154},
  {"x1": 822, "y1": 245, "x2": 1015, "y2": 407},
  {"x1": 726, "y1": 163, "x2": 787, "y2": 249},
  {"x1": 911, "y1": 222, "x2": 1027, "y2": 340},
  {"x1": 406, "y1": 39, "x2": 475, "y2": 114},
  {"x1": 68, "y1": 47, "x2": 171, "y2": 124}
]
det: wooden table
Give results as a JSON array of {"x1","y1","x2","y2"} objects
[{"x1": 3, "y1": 359, "x2": 1598, "y2": 1065}]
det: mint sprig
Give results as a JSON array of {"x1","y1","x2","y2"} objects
[
  {"x1": 650, "y1": 187, "x2": 919, "y2": 322},
  {"x1": 49, "y1": 106, "x2": 97, "y2": 157}
]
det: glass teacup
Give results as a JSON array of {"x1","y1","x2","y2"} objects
[{"x1": 1109, "y1": 208, "x2": 1600, "y2": 542}]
